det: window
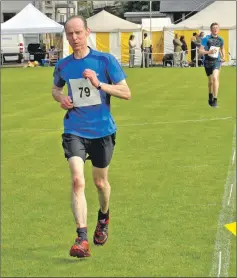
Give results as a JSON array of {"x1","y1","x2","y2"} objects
[
  {"x1": 60, "y1": 14, "x2": 65, "y2": 22},
  {"x1": 3, "y1": 13, "x2": 16, "y2": 22},
  {"x1": 46, "y1": 0, "x2": 51, "y2": 4}
]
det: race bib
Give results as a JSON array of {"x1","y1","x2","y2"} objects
[
  {"x1": 69, "y1": 78, "x2": 102, "y2": 107},
  {"x1": 208, "y1": 46, "x2": 220, "y2": 58}
]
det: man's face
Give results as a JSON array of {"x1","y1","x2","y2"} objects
[
  {"x1": 200, "y1": 32, "x2": 204, "y2": 38},
  {"x1": 65, "y1": 18, "x2": 90, "y2": 51},
  {"x1": 211, "y1": 24, "x2": 219, "y2": 36}
]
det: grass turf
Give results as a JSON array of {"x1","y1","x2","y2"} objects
[{"x1": 1, "y1": 66, "x2": 236, "y2": 277}]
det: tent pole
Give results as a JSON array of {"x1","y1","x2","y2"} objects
[
  {"x1": 150, "y1": 1, "x2": 152, "y2": 39},
  {"x1": 196, "y1": 47, "x2": 198, "y2": 67},
  {"x1": 150, "y1": 1, "x2": 152, "y2": 67},
  {"x1": 67, "y1": 0, "x2": 70, "y2": 20}
]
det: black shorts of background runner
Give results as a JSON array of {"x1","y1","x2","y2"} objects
[{"x1": 204, "y1": 60, "x2": 221, "y2": 76}]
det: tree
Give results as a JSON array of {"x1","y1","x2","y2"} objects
[
  {"x1": 90, "y1": 1, "x2": 160, "y2": 20},
  {"x1": 77, "y1": 1, "x2": 93, "y2": 18},
  {"x1": 120, "y1": 1, "x2": 160, "y2": 13}
]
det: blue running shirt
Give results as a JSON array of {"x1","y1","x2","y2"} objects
[
  {"x1": 53, "y1": 47, "x2": 127, "y2": 139},
  {"x1": 201, "y1": 35, "x2": 224, "y2": 62}
]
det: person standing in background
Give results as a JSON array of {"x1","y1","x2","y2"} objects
[
  {"x1": 196, "y1": 32, "x2": 205, "y2": 45},
  {"x1": 129, "y1": 35, "x2": 136, "y2": 68},
  {"x1": 180, "y1": 35, "x2": 188, "y2": 67},
  {"x1": 141, "y1": 33, "x2": 152, "y2": 68},
  {"x1": 197, "y1": 32, "x2": 205, "y2": 65},
  {"x1": 173, "y1": 33, "x2": 182, "y2": 67},
  {"x1": 191, "y1": 32, "x2": 198, "y2": 62}
]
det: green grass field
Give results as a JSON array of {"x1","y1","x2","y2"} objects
[{"x1": 1, "y1": 66, "x2": 236, "y2": 277}]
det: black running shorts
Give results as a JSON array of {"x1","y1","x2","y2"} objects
[
  {"x1": 204, "y1": 60, "x2": 221, "y2": 76},
  {"x1": 62, "y1": 133, "x2": 116, "y2": 168}
]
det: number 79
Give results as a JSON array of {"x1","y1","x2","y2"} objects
[{"x1": 78, "y1": 87, "x2": 90, "y2": 97}]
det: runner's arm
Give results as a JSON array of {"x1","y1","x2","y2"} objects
[
  {"x1": 220, "y1": 46, "x2": 226, "y2": 61},
  {"x1": 52, "y1": 84, "x2": 73, "y2": 109},
  {"x1": 52, "y1": 84, "x2": 65, "y2": 102},
  {"x1": 99, "y1": 79, "x2": 131, "y2": 100},
  {"x1": 199, "y1": 45, "x2": 214, "y2": 55}
]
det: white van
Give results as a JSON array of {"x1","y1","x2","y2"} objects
[{"x1": 1, "y1": 34, "x2": 25, "y2": 63}]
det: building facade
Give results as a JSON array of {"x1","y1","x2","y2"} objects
[
  {"x1": 1, "y1": 0, "x2": 79, "y2": 23},
  {"x1": 124, "y1": 11, "x2": 167, "y2": 24},
  {"x1": 159, "y1": 0, "x2": 214, "y2": 23},
  {"x1": 0, "y1": 1, "x2": 117, "y2": 23}
]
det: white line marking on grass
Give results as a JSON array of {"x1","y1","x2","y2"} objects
[
  {"x1": 1, "y1": 117, "x2": 233, "y2": 134},
  {"x1": 232, "y1": 150, "x2": 235, "y2": 165},
  {"x1": 177, "y1": 164, "x2": 209, "y2": 168},
  {"x1": 209, "y1": 125, "x2": 236, "y2": 277},
  {"x1": 217, "y1": 251, "x2": 222, "y2": 278},
  {"x1": 119, "y1": 117, "x2": 233, "y2": 127},
  {"x1": 227, "y1": 184, "x2": 233, "y2": 206},
  {"x1": 157, "y1": 203, "x2": 219, "y2": 207}
]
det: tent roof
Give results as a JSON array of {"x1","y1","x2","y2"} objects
[
  {"x1": 1, "y1": 3, "x2": 64, "y2": 34},
  {"x1": 164, "y1": 1, "x2": 236, "y2": 30},
  {"x1": 142, "y1": 18, "x2": 172, "y2": 31},
  {"x1": 87, "y1": 10, "x2": 141, "y2": 32}
]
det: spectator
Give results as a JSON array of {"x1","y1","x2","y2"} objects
[
  {"x1": 162, "y1": 53, "x2": 174, "y2": 67},
  {"x1": 129, "y1": 35, "x2": 136, "y2": 68},
  {"x1": 191, "y1": 32, "x2": 199, "y2": 62},
  {"x1": 180, "y1": 35, "x2": 188, "y2": 67},
  {"x1": 197, "y1": 32, "x2": 205, "y2": 64},
  {"x1": 141, "y1": 33, "x2": 152, "y2": 68},
  {"x1": 197, "y1": 32, "x2": 205, "y2": 45},
  {"x1": 173, "y1": 33, "x2": 182, "y2": 67}
]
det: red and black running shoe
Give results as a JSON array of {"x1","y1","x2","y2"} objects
[
  {"x1": 69, "y1": 237, "x2": 91, "y2": 258},
  {"x1": 93, "y1": 218, "x2": 109, "y2": 246}
]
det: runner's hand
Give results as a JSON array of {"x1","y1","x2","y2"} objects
[
  {"x1": 83, "y1": 69, "x2": 99, "y2": 88},
  {"x1": 60, "y1": 95, "x2": 73, "y2": 110},
  {"x1": 209, "y1": 48, "x2": 217, "y2": 54}
]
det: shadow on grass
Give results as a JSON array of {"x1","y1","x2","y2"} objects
[
  {"x1": 52, "y1": 257, "x2": 89, "y2": 264},
  {"x1": 23, "y1": 246, "x2": 93, "y2": 264}
]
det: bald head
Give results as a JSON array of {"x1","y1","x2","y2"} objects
[
  {"x1": 65, "y1": 15, "x2": 88, "y2": 30},
  {"x1": 65, "y1": 15, "x2": 90, "y2": 53}
]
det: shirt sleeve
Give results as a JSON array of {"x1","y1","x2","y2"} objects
[
  {"x1": 106, "y1": 55, "x2": 127, "y2": 84},
  {"x1": 201, "y1": 37, "x2": 208, "y2": 47},
  {"x1": 220, "y1": 38, "x2": 224, "y2": 48},
  {"x1": 53, "y1": 63, "x2": 66, "y2": 87}
]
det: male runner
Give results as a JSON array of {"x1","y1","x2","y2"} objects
[
  {"x1": 52, "y1": 15, "x2": 131, "y2": 258},
  {"x1": 199, "y1": 22, "x2": 225, "y2": 107}
]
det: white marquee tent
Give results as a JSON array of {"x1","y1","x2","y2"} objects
[
  {"x1": 87, "y1": 10, "x2": 141, "y2": 32},
  {"x1": 1, "y1": 3, "x2": 64, "y2": 34},
  {"x1": 142, "y1": 18, "x2": 172, "y2": 32}
]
